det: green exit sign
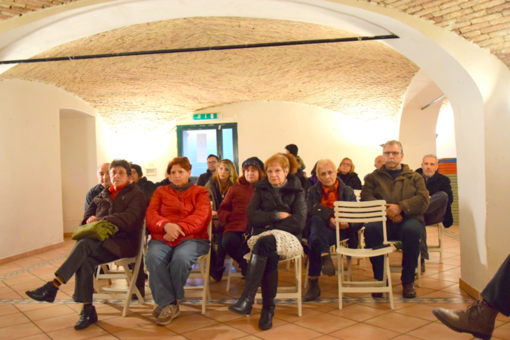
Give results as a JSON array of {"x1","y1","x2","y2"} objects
[{"x1": 192, "y1": 113, "x2": 221, "y2": 120}]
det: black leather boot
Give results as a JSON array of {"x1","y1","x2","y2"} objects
[
  {"x1": 74, "y1": 304, "x2": 98, "y2": 330},
  {"x1": 259, "y1": 270, "x2": 277, "y2": 330},
  {"x1": 26, "y1": 281, "x2": 58, "y2": 303},
  {"x1": 228, "y1": 254, "x2": 268, "y2": 316}
]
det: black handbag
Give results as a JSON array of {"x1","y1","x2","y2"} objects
[{"x1": 310, "y1": 204, "x2": 334, "y2": 223}]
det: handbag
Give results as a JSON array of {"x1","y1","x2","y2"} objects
[
  {"x1": 71, "y1": 220, "x2": 119, "y2": 241},
  {"x1": 310, "y1": 204, "x2": 334, "y2": 223}
]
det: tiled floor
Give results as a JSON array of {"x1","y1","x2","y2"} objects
[{"x1": 1, "y1": 226, "x2": 509, "y2": 340}]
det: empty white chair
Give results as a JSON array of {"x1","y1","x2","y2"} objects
[
  {"x1": 334, "y1": 200, "x2": 395, "y2": 310},
  {"x1": 426, "y1": 222, "x2": 444, "y2": 263}
]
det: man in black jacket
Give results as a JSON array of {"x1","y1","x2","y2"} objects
[
  {"x1": 196, "y1": 154, "x2": 219, "y2": 186},
  {"x1": 415, "y1": 154, "x2": 453, "y2": 272},
  {"x1": 84, "y1": 163, "x2": 111, "y2": 211}
]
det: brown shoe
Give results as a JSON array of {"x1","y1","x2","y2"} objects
[
  {"x1": 402, "y1": 282, "x2": 416, "y2": 299},
  {"x1": 321, "y1": 255, "x2": 335, "y2": 277},
  {"x1": 433, "y1": 300, "x2": 498, "y2": 340}
]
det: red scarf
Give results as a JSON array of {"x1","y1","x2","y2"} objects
[{"x1": 109, "y1": 182, "x2": 129, "y2": 200}]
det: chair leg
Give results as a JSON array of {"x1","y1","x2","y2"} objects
[
  {"x1": 439, "y1": 224, "x2": 444, "y2": 264},
  {"x1": 226, "y1": 258, "x2": 232, "y2": 292},
  {"x1": 296, "y1": 257, "x2": 302, "y2": 317},
  {"x1": 384, "y1": 254, "x2": 394, "y2": 310},
  {"x1": 304, "y1": 259, "x2": 309, "y2": 289},
  {"x1": 337, "y1": 253, "x2": 343, "y2": 310}
]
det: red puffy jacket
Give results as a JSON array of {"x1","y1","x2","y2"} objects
[
  {"x1": 218, "y1": 178, "x2": 256, "y2": 234},
  {"x1": 146, "y1": 184, "x2": 211, "y2": 247}
]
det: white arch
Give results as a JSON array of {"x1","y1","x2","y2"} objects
[{"x1": 1, "y1": 0, "x2": 509, "y2": 291}]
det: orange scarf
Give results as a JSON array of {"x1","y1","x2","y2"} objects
[{"x1": 109, "y1": 182, "x2": 129, "y2": 200}]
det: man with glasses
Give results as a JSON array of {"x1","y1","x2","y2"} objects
[
  {"x1": 361, "y1": 140, "x2": 429, "y2": 299},
  {"x1": 196, "y1": 154, "x2": 219, "y2": 186}
]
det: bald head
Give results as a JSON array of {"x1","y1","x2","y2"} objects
[
  {"x1": 374, "y1": 155, "x2": 385, "y2": 169},
  {"x1": 97, "y1": 163, "x2": 111, "y2": 187}
]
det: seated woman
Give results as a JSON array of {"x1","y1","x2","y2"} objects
[
  {"x1": 303, "y1": 159, "x2": 361, "y2": 301},
  {"x1": 229, "y1": 153, "x2": 306, "y2": 331},
  {"x1": 337, "y1": 157, "x2": 362, "y2": 190},
  {"x1": 26, "y1": 159, "x2": 147, "y2": 330},
  {"x1": 205, "y1": 159, "x2": 238, "y2": 281},
  {"x1": 146, "y1": 157, "x2": 211, "y2": 326},
  {"x1": 218, "y1": 157, "x2": 265, "y2": 277}
]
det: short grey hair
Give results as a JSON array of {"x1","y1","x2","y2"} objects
[
  {"x1": 383, "y1": 140, "x2": 403, "y2": 154},
  {"x1": 316, "y1": 159, "x2": 337, "y2": 174},
  {"x1": 422, "y1": 154, "x2": 438, "y2": 162}
]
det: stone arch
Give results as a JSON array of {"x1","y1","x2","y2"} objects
[{"x1": 1, "y1": 0, "x2": 509, "y2": 291}]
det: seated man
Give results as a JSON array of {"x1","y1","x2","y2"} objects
[
  {"x1": 84, "y1": 163, "x2": 111, "y2": 211},
  {"x1": 303, "y1": 159, "x2": 360, "y2": 301},
  {"x1": 415, "y1": 154, "x2": 453, "y2": 271},
  {"x1": 361, "y1": 140, "x2": 429, "y2": 298},
  {"x1": 131, "y1": 163, "x2": 157, "y2": 202},
  {"x1": 434, "y1": 253, "x2": 510, "y2": 340},
  {"x1": 26, "y1": 159, "x2": 147, "y2": 330},
  {"x1": 196, "y1": 154, "x2": 219, "y2": 186},
  {"x1": 364, "y1": 155, "x2": 385, "y2": 183}
]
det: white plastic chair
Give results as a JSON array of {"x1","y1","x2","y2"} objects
[
  {"x1": 226, "y1": 256, "x2": 243, "y2": 292},
  {"x1": 426, "y1": 222, "x2": 444, "y2": 263},
  {"x1": 184, "y1": 221, "x2": 212, "y2": 314},
  {"x1": 255, "y1": 254, "x2": 303, "y2": 316},
  {"x1": 334, "y1": 200, "x2": 395, "y2": 310},
  {"x1": 94, "y1": 226, "x2": 146, "y2": 317}
]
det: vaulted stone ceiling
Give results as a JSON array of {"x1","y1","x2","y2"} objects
[{"x1": 0, "y1": 17, "x2": 418, "y2": 134}]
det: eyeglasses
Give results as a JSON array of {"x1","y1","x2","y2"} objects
[
  {"x1": 207, "y1": 161, "x2": 217, "y2": 164},
  {"x1": 383, "y1": 151, "x2": 401, "y2": 156},
  {"x1": 340, "y1": 163, "x2": 351, "y2": 167}
]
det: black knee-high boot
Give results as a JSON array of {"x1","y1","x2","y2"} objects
[
  {"x1": 259, "y1": 270, "x2": 278, "y2": 330},
  {"x1": 228, "y1": 254, "x2": 267, "y2": 316}
]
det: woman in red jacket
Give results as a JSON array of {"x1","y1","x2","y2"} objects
[
  {"x1": 146, "y1": 157, "x2": 212, "y2": 326},
  {"x1": 218, "y1": 157, "x2": 265, "y2": 277}
]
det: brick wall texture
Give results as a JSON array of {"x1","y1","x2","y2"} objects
[
  {"x1": 1, "y1": 0, "x2": 509, "y2": 67},
  {"x1": 0, "y1": 17, "x2": 419, "y2": 133}
]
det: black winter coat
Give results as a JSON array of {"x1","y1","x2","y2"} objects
[
  {"x1": 196, "y1": 169, "x2": 214, "y2": 186},
  {"x1": 415, "y1": 168, "x2": 454, "y2": 228},
  {"x1": 84, "y1": 183, "x2": 147, "y2": 258},
  {"x1": 135, "y1": 177, "x2": 157, "y2": 204},
  {"x1": 337, "y1": 172, "x2": 362, "y2": 190},
  {"x1": 247, "y1": 174, "x2": 306, "y2": 241}
]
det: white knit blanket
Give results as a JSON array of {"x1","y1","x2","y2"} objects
[{"x1": 244, "y1": 230, "x2": 303, "y2": 260}]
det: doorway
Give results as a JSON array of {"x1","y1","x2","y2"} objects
[{"x1": 177, "y1": 123, "x2": 239, "y2": 182}]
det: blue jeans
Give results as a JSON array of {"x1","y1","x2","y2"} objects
[
  {"x1": 306, "y1": 216, "x2": 347, "y2": 276},
  {"x1": 364, "y1": 217, "x2": 422, "y2": 283},
  {"x1": 146, "y1": 239, "x2": 210, "y2": 306}
]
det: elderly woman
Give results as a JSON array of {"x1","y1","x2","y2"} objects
[
  {"x1": 205, "y1": 159, "x2": 238, "y2": 281},
  {"x1": 146, "y1": 157, "x2": 211, "y2": 326},
  {"x1": 229, "y1": 153, "x2": 306, "y2": 331},
  {"x1": 26, "y1": 159, "x2": 147, "y2": 330},
  {"x1": 218, "y1": 157, "x2": 265, "y2": 277},
  {"x1": 303, "y1": 159, "x2": 361, "y2": 301},
  {"x1": 337, "y1": 157, "x2": 362, "y2": 190}
]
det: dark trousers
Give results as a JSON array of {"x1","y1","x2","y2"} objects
[
  {"x1": 305, "y1": 216, "x2": 346, "y2": 276},
  {"x1": 364, "y1": 217, "x2": 422, "y2": 283},
  {"x1": 55, "y1": 239, "x2": 119, "y2": 303},
  {"x1": 211, "y1": 232, "x2": 227, "y2": 270},
  {"x1": 481, "y1": 254, "x2": 510, "y2": 316},
  {"x1": 421, "y1": 191, "x2": 448, "y2": 260},
  {"x1": 222, "y1": 231, "x2": 248, "y2": 272},
  {"x1": 252, "y1": 235, "x2": 279, "y2": 274}
]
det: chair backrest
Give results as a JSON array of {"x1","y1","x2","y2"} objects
[{"x1": 333, "y1": 200, "x2": 387, "y2": 248}]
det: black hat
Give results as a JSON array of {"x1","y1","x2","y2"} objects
[
  {"x1": 242, "y1": 157, "x2": 265, "y2": 173},
  {"x1": 285, "y1": 144, "x2": 298, "y2": 157}
]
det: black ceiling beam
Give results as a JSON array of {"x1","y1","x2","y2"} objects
[{"x1": 0, "y1": 34, "x2": 399, "y2": 65}]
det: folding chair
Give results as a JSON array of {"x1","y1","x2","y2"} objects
[
  {"x1": 226, "y1": 256, "x2": 243, "y2": 292},
  {"x1": 255, "y1": 254, "x2": 303, "y2": 316},
  {"x1": 426, "y1": 222, "x2": 444, "y2": 263},
  {"x1": 94, "y1": 226, "x2": 146, "y2": 317},
  {"x1": 334, "y1": 200, "x2": 395, "y2": 309},
  {"x1": 184, "y1": 221, "x2": 212, "y2": 314}
]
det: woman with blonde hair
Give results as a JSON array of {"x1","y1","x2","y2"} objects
[
  {"x1": 205, "y1": 159, "x2": 239, "y2": 281},
  {"x1": 337, "y1": 157, "x2": 362, "y2": 190},
  {"x1": 229, "y1": 153, "x2": 306, "y2": 331}
]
